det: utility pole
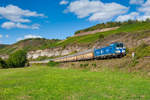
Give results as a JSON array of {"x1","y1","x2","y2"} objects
[{"x1": 132, "y1": 52, "x2": 135, "y2": 59}]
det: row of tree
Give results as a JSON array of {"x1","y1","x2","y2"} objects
[{"x1": 0, "y1": 50, "x2": 29, "y2": 68}]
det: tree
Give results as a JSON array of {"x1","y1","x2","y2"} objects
[
  {"x1": 99, "y1": 34, "x2": 104, "y2": 39},
  {"x1": 0, "y1": 58, "x2": 7, "y2": 68},
  {"x1": 146, "y1": 18, "x2": 150, "y2": 22},
  {"x1": 7, "y1": 50, "x2": 27, "y2": 68},
  {"x1": 127, "y1": 20, "x2": 134, "y2": 24}
]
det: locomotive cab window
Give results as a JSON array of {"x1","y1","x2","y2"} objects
[{"x1": 116, "y1": 43, "x2": 123, "y2": 48}]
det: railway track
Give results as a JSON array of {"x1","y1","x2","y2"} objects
[
  {"x1": 29, "y1": 56, "x2": 150, "y2": 64},
  {"x1": 29, "y1": 60, "x2": 50, "y2": 64}
]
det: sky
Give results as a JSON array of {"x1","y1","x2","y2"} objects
[{"x1": 0, "y1": 0, "x2": 149, "y2": 44}]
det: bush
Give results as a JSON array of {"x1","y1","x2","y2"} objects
[
  {"x1": 34, "y1": 56, "x2": 48, "y2": 61},
  {"x1": 92, "y1": 63, "x2": 97, "y2": 68},
  {"x1": 80, "y1": 63, "x2": 89, "y2": 68},
  {"x1": 0, "y1": 58, "x2": 7, "y2": 68},
  {"x1": 126, "y1": 48, "x2": 129, "y2": 54},
  {"x1": 84, "y1": 63, "x2": 89, "y2": 67},
  {"x1": 71, "y1": 63, "x2": 75, "y2": 66},
  {"x1": 80, "y1": 64, "x2": 83, "y2": 67},
  {"x1": 48, "y1": 61, "x2": 59, "y2": 67},
  {"x1": 98, "y1": 34, "x2": 104, "y2": 41},
  {"x1": 7, "y1": 50, "x2": 28, "y2": 68},
  {"x1": 83, "y1": 63, "x2": 89, "y2": 68},
  {"x1": 129, "y1": 59, "x2": 139, "y2": 67},
  {"x1": 135, "y1": 43, "x2": 150, "y2": 59}
]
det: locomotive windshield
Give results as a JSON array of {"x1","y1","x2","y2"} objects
[{"x1": 116, "y1": 43, "x2": 124, "y2": 48}]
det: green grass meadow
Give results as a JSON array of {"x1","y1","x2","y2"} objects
[{"x1": 0, "y1": 65, "x2": 150, "y2": 100}]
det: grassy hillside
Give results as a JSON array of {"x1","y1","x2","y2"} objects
[
  {"x1": 0, "y1": 65, "x2": 150, "y2": 100},
  {"x1": 0, "y1": 38, "x2": 60, "y2": 55},
  {"x1": 75, "y1": 21, "x2": 122, "y2": 34},
  {"x1": 52, "y1": 22, "x2": 150, "y2": 47},
  {"x1": 74, "y1": 20, "x2": 150, "y2": 34}
]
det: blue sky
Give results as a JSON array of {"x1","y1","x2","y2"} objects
[{"x1": 0, "y1": 0, "x2": 149, "y2": 44}]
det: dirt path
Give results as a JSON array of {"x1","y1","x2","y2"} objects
[{"x1": 74, "y1": 27, "x2": 119, "y2": 37}]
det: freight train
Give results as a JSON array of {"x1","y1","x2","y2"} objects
[{"x1": 53, "y1": 42, "x2": 126, "y2": 62}]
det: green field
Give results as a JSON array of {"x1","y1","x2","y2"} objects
[{"x1": 0, "y1": 65, "x2": 150, "y2": 100}]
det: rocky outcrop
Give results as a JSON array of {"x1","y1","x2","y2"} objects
[
  {"x1": 27, "y1": 45, "x2": 90, "y2": 59},
  {"x1": 0, "y1": 55, "x2": 9, "y2": 59}
]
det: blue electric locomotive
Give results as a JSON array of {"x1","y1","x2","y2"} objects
[{"x1": 94, "y1": 42, "x2": 126, "y2": 58}]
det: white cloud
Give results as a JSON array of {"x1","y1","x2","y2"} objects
[
  {"x1": 116, "y1": 12, "x2": 139, "y2": 22},
  {"x1": 0, "y1": 5, "x2": 45, "y2": 29},
  {"x1": 0, "y1": 34, "x2": 2, "y2": 38},
  {"x1": 139, "y1": 0, "x2": 150, "y2": 15},
  {"x1": 31, "y1": 24, "x2": 40, "y2": 30},
  {"x1": 17, "y1": 34, "x2": 42, "y2": 41},
  {"x1": 89, "y1": 3, "x2": 128, "y2": 21},
  {"x1": 60, "y1": 0, "x2": 69, "y2": 5},
  {"x1": 1, "y1": 22, "x2": 16, "y2": 29},
  {"x1": 0, "y1": 5, "x2": 45, "y2": 23},
  {"x1": 66, "y1": 0, "x2": 128, "y2": 22},
  {"x1": 136, "y1": 0, "x2": 150, "y2": 21},
  {"x1": 6, "y1": 35, "x2": 9, "y2": 38},
  {"x1": 0, "y1": 34, "x2": 8, "y2": 38},
  {"x1": 1, "y1": 22, "x2": 40, "y2": 29},
  {"x1": 137, "y1": 15, "x2": 150, "y2": 21},
  {"x1": 16, "y1": 37, "x2": 23, "y2": 41},
  {"x1": 115, "y1": 0, "x2": 150, "y2": 22},
  {"x1": 24, "y1": 34, "x2": 42, "y2": 39},
  {"x1": 130, "y1": 0, "x2": 144, "y2": 5},
  {"x1": 116, "y1": 13, "x2": 150, "y2": 22}
]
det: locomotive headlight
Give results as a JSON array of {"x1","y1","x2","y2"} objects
[
  {"x1": 122, "y1": 50, "x2": 125, "y2": 53},
  {"x1": 115, "y1": 50, "x2": 120, "y2": 53}
]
